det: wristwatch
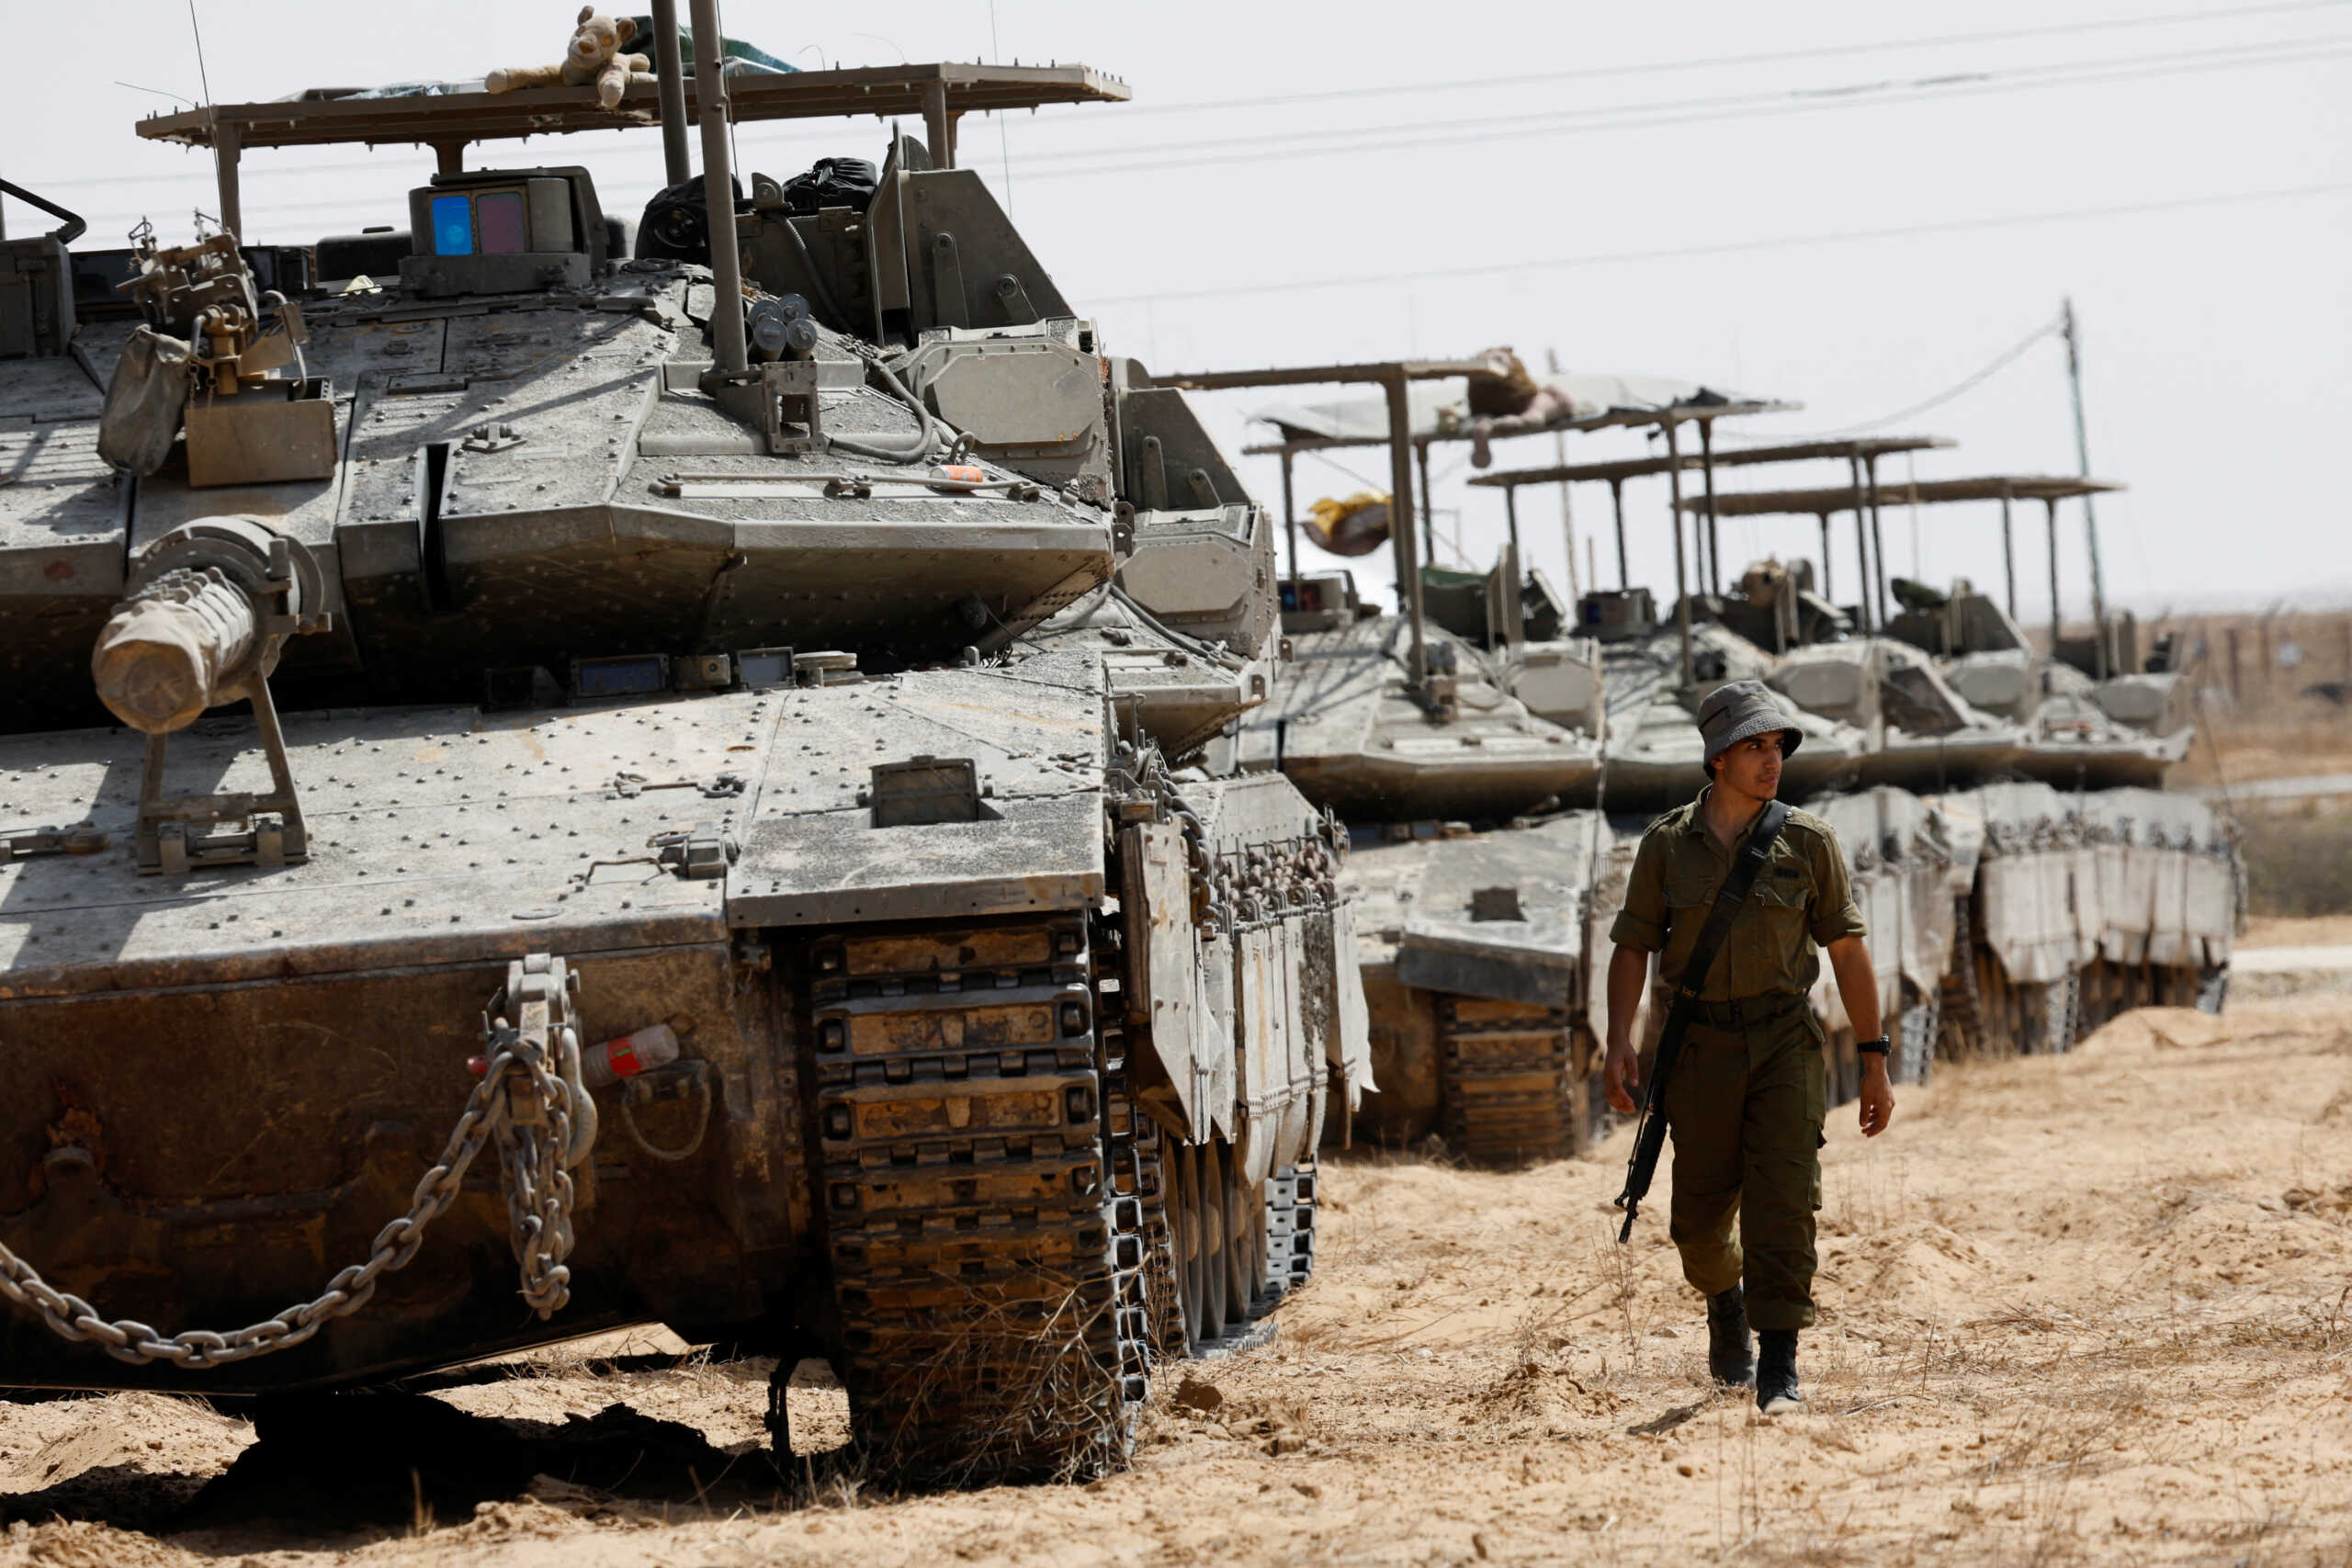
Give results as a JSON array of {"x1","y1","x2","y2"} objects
[{"x1": 1856, "y1": 1036, "x2": 1892, "y2": 1056}]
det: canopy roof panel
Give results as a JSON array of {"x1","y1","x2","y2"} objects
[
  {"x1": 1677, "y1": 475, "x2": 2123, "y2": 515},
  {"x1": 1225, "y1": 369, "x2": 1792, "y2": 454},
  {"x1": 1469, "y1": 434, "x2": 1957, "y2": 490},
  {"x1": 134, "y1": 62, "x2": 1129, "y2": 152}
]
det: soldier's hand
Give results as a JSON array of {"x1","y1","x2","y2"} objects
[
  {"x1": 1603, "y1": 1043, "x2": 1640, "y2": 1115},
  {"x1": 1858, "y1": 1066, "x2": 1895, "y2": 1137}
]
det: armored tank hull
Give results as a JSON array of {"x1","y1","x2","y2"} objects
[
  {"x1": 1598, "y1": 623, "x2": 1868, "y2": 815},
  {"x1": 0, "y1": 69, "x2": 1371, "y2": 1483},
  {"x1": 1769, "y1": 638, "x2": 2030, "y2": 795},
  {"x1": 1256, "y1": 605, "x2": 1603, "y2": 822},
  {"x1": 1867, "y1": 586, "x2": 2233, "y2": 1053},
  {"x1": 1339, "y1": 813, "x2": 1615, "y2": 1162},
  {"x1": 1794, "y1": 787, "x2": 1982, "y2": 1092},
  {"x1": 1247, "y1": 572, "x2": 1612, "y2": 1164},
  {"x1": 1923, "y1": 782, "x2": 2236, "y2": 1061}
]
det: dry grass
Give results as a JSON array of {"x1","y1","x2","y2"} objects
[{"x1": 2236, "y1": 802, "x2": 2352, "y2": 919}]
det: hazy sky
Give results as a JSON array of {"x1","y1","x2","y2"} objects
[{"x1": 10, "y1": 2, "x2": 2346, "y2": 618}]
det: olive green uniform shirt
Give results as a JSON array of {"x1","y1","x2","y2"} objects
[{"x1": 1609, "y1": 790, "x2": 1867, "y2": 999}]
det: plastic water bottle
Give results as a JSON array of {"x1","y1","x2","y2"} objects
[
  {"x1": 581, "y1": 1022, "x2": 680, "y2": 1089},
  {"x1": 469, "y1": 1021, "x2": 681, "y2": 1087}
]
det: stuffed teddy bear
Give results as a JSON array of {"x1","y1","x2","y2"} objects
[{"x1": 487, "y1": 7, "x2": 652, "y2": 109}]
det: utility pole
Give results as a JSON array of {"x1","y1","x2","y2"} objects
[{"x1": 2062, "y1": 298, "x2": 2110, "y2": 677}]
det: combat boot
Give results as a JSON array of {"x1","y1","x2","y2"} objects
[
  {"x1": 1706, "y1": 1285, "x2": 1753, "y2": 1387},
  {"x1": 1756, "y1": 1328, "x2": 1803, "y2": 1416}
]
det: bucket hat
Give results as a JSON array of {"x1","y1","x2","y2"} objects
[{"x1": 1696, "y1": 679, "x2": 1804, "y2": 770}]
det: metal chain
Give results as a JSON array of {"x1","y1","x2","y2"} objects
[{"x1": 0, "y1": 955, "x2": 586, "y2": 1367}]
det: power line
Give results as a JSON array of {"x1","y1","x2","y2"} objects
[
  {"x1": 1085, "y1": 0, "x2": 2352, "y2": 119},
  {"x1": 1017, "y1": 37, "x2": 2352, "y2": 180},
  {"x1": 1022, "y1": 28, "x2": 2349, "y2": 160},
  {"x1": 1033, "y1": 35, "x2": 2336, "y2": 164},
  {"x1": 1081, "y1": 182, "x2": 2352, "y2": 307},
  {"x1": 1721, "y1": 317, "x2": 2066, "y2": 443}
]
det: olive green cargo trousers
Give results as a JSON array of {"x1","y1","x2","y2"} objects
[{"x1": 1662, "y1": 996, "x2": 1826, "y2": 1332}]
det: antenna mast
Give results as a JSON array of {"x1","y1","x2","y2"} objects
[{"x1": 2062, "y1": 297, "x2": 2110, "y2": 676}]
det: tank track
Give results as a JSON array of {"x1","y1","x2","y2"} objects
[
  {"x1": 1262, "y1": 1163, "x2": 1317, "y2": 1305},
  {"x1": 1895, "y1": 990, "x2": 1940, "y2": 1086},
  {"x1": 1436, "y1": 996, "x2": 1581, "y2": 1165},
  {"x1": 1972, "y1": 952, "x2": 2082, "y2": 1057},
  {"x1": 1934, "y1": 896, "x2": 1983, "y2": 1060},
  {"x1": 1119, "y1": 1100, "x2": 1185, "y2": 1360},
  {"x1": 2078, "y1": 955, "x2": 2222, "y2": 1033},
  {"x1": 1091, "y1": 912, "x2": 1180, "y2": 1372},
  {"x1": 809, "y1": 915, "x2": 1147, "y2": 1483}
]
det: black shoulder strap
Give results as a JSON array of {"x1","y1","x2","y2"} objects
[
  {"x1": 1666, "y1": 798, "x2": 1792, "y2": 1024},
  {"x1": 1615, "y1": 798, "x2": 1793, "y2": 1238}
]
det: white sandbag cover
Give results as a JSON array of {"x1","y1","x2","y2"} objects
[
  {"x1": 1804, "y1": 788, "x2": 1981, "y2": 1031},
  {"x1": 2075, "y1": 788, "x2": 2238, "y2": 972},
  {"x1": 1937, "y1": 782, "x2": 2098, "y2": 985}
]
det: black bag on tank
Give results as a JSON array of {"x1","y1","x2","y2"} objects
[
  {"x1": 779, "y1": 156, "x2": 877, "y2": 214},
  {"x1": 632, "y1": 174, "x2": 744, "y2": 265}
]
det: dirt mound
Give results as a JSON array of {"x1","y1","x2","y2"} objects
[
  {"x1": 2079, "y1": 1005, "x2": 2234, "y2": 1053},
  {"x1": 1826, "y1": 1219, "x2": 1996, "y2": 1307},
  {"x1": 0, "y1": 1395, "x2": 246, "y2": 1535},
  {"x1": 0, "y1": 1519, "x2": 198, "y2": 1568}
]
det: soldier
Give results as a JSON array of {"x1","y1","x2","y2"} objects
[{"x1": 1600, "y1": 680, "x2": 1894, "y2": 1415}]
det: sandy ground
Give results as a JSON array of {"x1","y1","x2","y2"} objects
[
  {"x1": 2245, "y1": 914, "x2": 2352, "y2": 951},
  {"x1": 7, "y1": 984, "x2": 2352, "y2": 1565}
]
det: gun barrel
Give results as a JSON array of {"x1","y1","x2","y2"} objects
[
  {"x1": 88, "y1": 516, "x2": 319, "y2": 735},
  {"x1": 91, "y1": 568, "x2": 263, "y2": 734}
]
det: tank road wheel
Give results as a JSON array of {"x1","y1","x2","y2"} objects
[
  {"x1": 2012, "y1": 972, "x2": 2081, "y2": 1055},
  {"x1": 1435, "y1": 995, "x2": 1579, "y2": 1166},
  {"x1": 1162, "y1": 1135, "x2": 1274, "y2": 1355},
  {"x1": 1176, "y1": 1141, "x2": 1227, "y2": 1347},
  {"x1": 810, "y1": 916, "x2": 1147, "y2": 1484},
  {"x1": 2015, "y1": 979, "x2": 2052, "y2": 1054},
  {"x1": 1224, "y1": 1144, "x2": 1263, "y2": 1323}
]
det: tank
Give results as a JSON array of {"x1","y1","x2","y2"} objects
[
  {"x1": 1580, "y1": 617, "x2": 1982, "y2": 1110},
  {"x1": 1798, "y1": 787, "x2": 1983, "y2": 1093},
  {"x1": 1251, "y1": 564, "x2": 1604, "y2": 822},
  {"x1": 1240, "y1": 558, "x2": 1613, "y2": 1163},
  {"x1": 1715, "y1": 569, "x2": 2238, "y2": 1061},
  {"x1": 1594, "y1": 615, "x2": 1869, "y2": 816},
  {"x1": 1571, "y1": 563, "x2": 2230, "y2": 1092},
  {"x1": 1895, "y1": 581, "x2": 2194, "y2": 789},
  {"x1": 0, "y1": 61, "x2": 1372, "y2": 1485},
  {"x1": 1768, "y1": 637, "x2": 2030, "y2": 794},
  {"x1": 1873, "y1": 580, "x2": 2233, "y2": 1047},
  {"x1": 1336, "y1": 812, "x2": 1615, "y2": 1162}
]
